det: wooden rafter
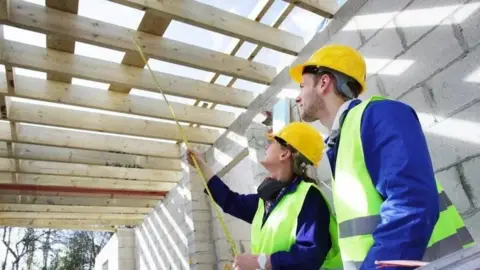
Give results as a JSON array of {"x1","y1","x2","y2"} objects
[
  {"x1": 283, "y1": 0, "x2": 339, "y2": 18},
  {"x1": 6, "y1": 0, "x2": 276, "y2": 85},
  {"x1": 0, "y1": 212, "x2": 145, "y2": 220},
  {"x1": 0, "y1": 220, "x2": 121, "y2": 232},
  {"x1": 0, "y1": 204, "x2": 152, "y2": 214},
  {"x1": 0, "y1": 173, "x2": 177, "y2": 191},
  {"x1": 0, "y1": 157, "x2": 182, "y2": 181},
  {"x1": 109, "y1": 11, "x2": 171, "y2": 92},
  {"x1": 0, "y1": 121, "x2": 183, "y2": 158},
  {"x1": 110, "y1": 0, "x2": 305, "y2": 55},
  {"x1": 0, "y1": 194, "x2": 160, "y2": 207},
  {"x1": 2, "y1": 41, "x2": 254, "y2": 108},
  {"x1": 12, "y1": 75, "x2": 236, "y2": 128},
  {"x1": 45, "y1": 0, "x2": 79, "y2": 83}
]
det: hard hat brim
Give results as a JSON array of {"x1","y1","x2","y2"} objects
[{"x1": 289, "y1": 60, "x2": 317, "y2": 84}]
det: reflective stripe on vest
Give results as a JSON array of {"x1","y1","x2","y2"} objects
[
  {"x1": 250, "y1": 181, "x2": 343, "y2": 269},
  {"x1": 333, "y1": 96, "x2": 475, "y2": 269}
]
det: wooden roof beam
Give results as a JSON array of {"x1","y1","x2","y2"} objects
[
  {"x1": 0, "y1": 173, "x2": 178, "y2": 192},
  {"x1": 6, "y1": 0, "x2": 276, "y2": 84},
  {"x1": 12, "y1": 75, "x2": 236, "y2": 128},
  {"x1": 109, "y1": 0, "x2": 305, "y2": 55},
  {"x1": 0, "y1": 142, "x2": 182, "y2": 171},
  {"x1": 5, "y1": 96, "x2": 222, "y2": 144},
  {"x1": 283, "y1": 0, "x2": 339, "y2": 18},
  {"x1": 0, "y1": 0, "x2": 10, "y2": 22},
  {"x1": 0, "y1": 121, "x2": 185, "y2": 158},
  {"x1": 45, "y1": 0, "x2": 79, "y2": 83},
  {"x1": 2, "y1": 40, "x2": 254, "y2": 108},
  {"x1": 0, "y1": 220, "x2": 121, "y2": 232},
  {"x1": 0, "y1": 157, "x2": 182, "y2": 181},
  {"x1": 0, "y1": 204, "x2": 152, "y2": 214},
  {"x1": 0, "y1": 211, "x2": 146, "y2": 220},
  {"x1": 0, "y1": 194, "x2": 160, "y2": 207}
]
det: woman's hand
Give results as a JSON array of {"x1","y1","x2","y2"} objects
[{"x1": 186, "y1": 148, "x2": 206, "y2": 167}]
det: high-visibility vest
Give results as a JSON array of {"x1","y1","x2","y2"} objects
[
  {"x1": 333, "y1": 95, "x2": 475, "y2": 269},
  {"x1": 250, "y1": 180, "x2": 343, "y2": 269}
]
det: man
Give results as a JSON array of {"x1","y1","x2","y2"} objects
[
  {"x1": 186, "y1": 122, "x2": 342, "y2": 270},
  {"x1": 289, "y1": 44, "x2": 475, "y2": 269}
]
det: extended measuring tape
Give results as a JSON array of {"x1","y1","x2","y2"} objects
[{"x1": 129, "y1": 32, "x2": 237, "y2": 269}]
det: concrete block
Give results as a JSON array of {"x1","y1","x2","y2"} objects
[
  {"x1": 353, "y1": 0, "x2": 413, "y2": 41},
  {"x1": 424, "y1": 101, "x2": 480, "y2": 171},
  {"x1": 118, "y1": 247, "x2": 134, "y2": 260},
  {"x1": 193, "y1": 241, "x2": 216, "y2": 253},
  {"x1": 426, "y1": 45, "x2": 480, "y2": 118},
  {"x1": 194, "y1": 264, "x2": 216, "y2": 270},
  {"x1": 459, "y1": 156, "x2": 480, "y2": 207},
  {"x1": 454, "y1": 2, "x2": 480, "y2": 49},
  {"x1": 464, "y1": 210, "x2": 480, "y2": 241},
  {"x1": 119, "y1": 259, "x2": 134, "y2": 270},
  {"x1": 214, "y1": 239, "x2": 236, "y2": 261},
  {"x1": 435, "y1": 166, "x2": 473, "y2": 213},
  {"x1": 191, "y1": 251, "x2": 216, "y2": 264},
  {"x1": 398, "y1": 85, "x2": 437, "y2": 128},
  {"x1": 381, "y1": 21, "x2": 464, "y2": 98},
  {"x1": 397, "y1": 0, "x2": 465, "y2": 46},
  {"x1": 359, "y1": 21, "x2": 404, "y2": 61},
  {"x1": 190, "y1": 210, "x2": 213, "y2": 222}
]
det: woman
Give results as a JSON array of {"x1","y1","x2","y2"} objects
[{"x1": 187, "y1": 122, "x2": 341, "y2": 270}]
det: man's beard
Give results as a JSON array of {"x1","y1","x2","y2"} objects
[{"x1": 300, "y1": 95, "x2": 324, "y2": 122}]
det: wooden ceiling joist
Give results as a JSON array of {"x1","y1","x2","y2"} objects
[
  {"x1": 283, "y1": 0, "x2": 339, "y2": 18},
  {"x1": 45, "y1": 0, "x2": 79, "y2": 83},
  {"x1": 1, "y1": 40, "x2": 254, "y2": 108},
  {"x1": 109, "y1": 0, "x2": 305, "y2": 55},
  {"x1": 110, "y1": 11, "x2": 171, "y2": 92},
  {"x1": 0, "y1": 173, "x2": 178, "y2": 191},
  {"x1": 7, "y1": 0, "x2": 276, "y2": 84},
  {"x1": 12, "y1": 75, "x2": 236, "y2": 128},
  {"x1": 0, "y1": 157, "x2": 182, "y2": 181},
  {"x1": 0, "y1": 0, "x2": 9, "y2": 21},
  {"x1": 0, "y1": 212, "x2": 145, "y2": 220},
  {"x1": 0, "y1": 194, "x2": 160, "y2": 207},
  {"x1": 0, "y1": 204, "x2": 152, "y2": 214},
  {"x1": 0, "y1": 121, "x2": 183, "y2": 158},
  {"x1": 0, "y1": 220, "x2": 120, "y2": 232},
  {"x1": 0, "y1": 142, "x2": 182, "y2": 171},
  {"x1": 5, "y1": 96, "x2": 222, "y2": 144}
]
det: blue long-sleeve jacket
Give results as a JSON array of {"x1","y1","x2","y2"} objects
[
  {"x1": 327, "y1": 99, "x2": 440, "y2": 270},
  {"x1": 204, "y1": 175, "x2": 332, "y2": 269}
]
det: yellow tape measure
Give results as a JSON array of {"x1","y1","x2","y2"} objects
[{"x1": 129, "y1": 32, "x2": 238, "y2": 262}]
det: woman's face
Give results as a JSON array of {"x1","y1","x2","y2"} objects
[{"x1": 260, "y1": 139, "x2": 291, "y2": 171}]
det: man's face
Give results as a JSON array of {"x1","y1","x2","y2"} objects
[{"x1": 295, "y1": 73, "x2": 324, "y2": 122}]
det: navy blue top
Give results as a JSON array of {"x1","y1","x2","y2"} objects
[
  {"x1": 205, "y1": 175, "x2": 332, "y2": 269},
  {"x1": 327, "y1": 99, "x2": 439, "y2": 270}
]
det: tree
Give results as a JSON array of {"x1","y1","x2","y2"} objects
[{"x1": 1, "y1": 227, "x2": 44, "y2": 270}]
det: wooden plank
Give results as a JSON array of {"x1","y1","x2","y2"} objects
[
  {"x1": 0, "y1": 173, "x2": 178, "y2": 191},
  {"x1": 110, "y1": 11, "x2": 171, "y2": 92},
  {"x1": 283, "y1": 0, "x2": 339, "y2": 18},
  {"x1": 0, "y1": 71, "x2": 6, "y2": 93},
  {"x1": 0, "y1": 157, "x2": 181, "y2": 181},
  {"x1": 0, "y1": 219, "x2": 140, "y2": 226},
  {"x1": 6, "y1": 97, "x2": 222, "y2": 144},
  {"x1": 110, "y1": 0, "x2": 304, "y2": 55},
  {"x1": 45, "y1": 0, "x2": 79, "y2": 83},
  {"x1": 13, "y1": 75, "x2": 235, "y2": 128},
  {"x1": 0, "y1": 142, "x2": 182, "y2": 171},
  {"x1": 8, "y1": 0, "x2": 276, "y2": 84},
  {"x1": 0, "y1": 220, "x2": 119, "y2": 231},
  {"x1": 3, "y1": 40, "x2": 254, "y2": 108},
  {"x1": 0, "y1": 194, "x2": 160, "y2": 207},
  {"x1": 0, "y1": 203, "x2": 151, "y2": 214},
  {"x1": 12, "y1": 122, "x2": 182, "y2": 158},
  {"x1": 0, "y1": 212, "x2": 145, "y2": 220}
]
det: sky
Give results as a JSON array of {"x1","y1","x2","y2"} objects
[{"x1": 2, "y1": 0, "x2": 335, "y2": 120}]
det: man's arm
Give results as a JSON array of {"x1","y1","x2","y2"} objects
[
  {"x1": 268, "y1": 187, "x2": 332, "y2": 269},
  {"x1": 360, "y1": 100, "x2": 440, "y2": 269},
  {"x1": 204, "y1": 175, "x2": 259, "y2": 224}
]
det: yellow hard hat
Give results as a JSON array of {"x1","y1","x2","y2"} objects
[
  {"x1": 289, "y1": 44, "x2": 367, "y2": 94},
  {"x1": 267, "y1": 122, "x2": 324, "y2": 166}
]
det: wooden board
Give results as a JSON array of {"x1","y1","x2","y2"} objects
[
  {"x1": 0, "y1": 194, "x2": 160, "y2": 207},
  {"x1": 0, "y1": 220, "x2": 119, "y2": 231},
  {"x1": 0, "y1": 212, "x2": 146, "y2": 220},
  {"x1": 13, "y1": 75, "x2": 236, "y2": 128},
  {"x1": 8, "y1": 0, "x2": 276, "y2": 84},
  {"x1": 3, "y1": 40, "x2": 254, "y2": 108},
  {"x1": 0, "y1": 203, "x2": 151, "y2": 214},
  {"x1": 0, "y1": 173, "x2": 178, "y2": 191},
  {"x1": 0, "y1": 142, "x2": 182, "y2": 171},
  {"x1": 6, "y1": 97, "x2": 222, "y2": 144},
  {"x1": 111, "y1": 0, "x2": 304, "y2": 55},
  {"x1": 283, "y1": 0, "x2": 339, "y2": 18}
]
